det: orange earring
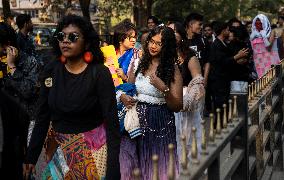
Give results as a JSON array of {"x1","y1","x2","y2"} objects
[
  {"x1": 60, "y1": 55, "x2": 67, "y2": 64},
  {"x1": 83, "y1": 51, "x2": 93, "y2": 63}
]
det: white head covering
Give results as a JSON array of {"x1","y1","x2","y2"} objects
[{"x1": 251, "y1": 14, "x2": 271, "y2": 38}]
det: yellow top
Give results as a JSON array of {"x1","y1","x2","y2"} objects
[
  {"x1": 0, "y1": 56, "x2": 11, "y2": 78},
  {"x1": 101, "y1": 45, "x2": 123, "y2": 86}
]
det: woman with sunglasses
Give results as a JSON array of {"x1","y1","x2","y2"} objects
[
  {"x1": 23, "y1": 15, "x2": 120, "y2": 179},
  {"x1": 126, "y1": 26, "x2": 183, "y2": 179}
]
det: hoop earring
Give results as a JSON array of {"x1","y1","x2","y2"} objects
[
  {"x1": 59, "y1": 55, "x2": 67, "y2": 64},
  {"x1": 83, "y1": 51, "x2": 93, "y2": 63}
]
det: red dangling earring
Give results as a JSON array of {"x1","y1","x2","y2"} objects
[
  {"x1": 59, "y1": 55, "x2": 67, "y2": 64},
  {"x1": 83, "y1": 51, "x2": 93, "y2": 63}
]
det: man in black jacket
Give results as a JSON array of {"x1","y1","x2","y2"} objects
[{"x1": 209, "y1": 21, "x2": 249, "y2": 111}]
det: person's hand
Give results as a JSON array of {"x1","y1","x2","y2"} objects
[
  {"x1": 149, "y1": 73, "x2": 167, "y2": 92},
  {"x1": 6, "y1": 46, "x2": 18, "y2": 67},
  {"x1": 196, "y1": 85, "x2": 205, "y2": 101},
  {"x1": 120, "y1": 94, "x2": 136, "y2": 109},
  {"x1": 116, "y1": 68, "x2": 127, "y2": 81},
  {"x1": 138, "y1": 50, "x2": 143, "y2": 59},
  {"x1": 234, "y1": 48, "x2": 249, "y2": 60},
  {"x1": 23, "y1": 164, "x2": 36, "y2": 180},
  {"x1": 260, "y1": 30, "x2": 267, "y2": 38},
  {"x1": 236, "y1": 58, "x2": 248, "y2": 65}
]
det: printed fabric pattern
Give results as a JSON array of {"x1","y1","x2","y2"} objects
[
  {"x1": 42, "y1": 124, "x2": 107, "y2": 180},
  {"x1": 115, "y1": 83, "x2": 137, "y2": 133}
]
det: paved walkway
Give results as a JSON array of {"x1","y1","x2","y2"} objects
[{"x1": 271, "y1": 171, "x2": 284, "y2": 180}]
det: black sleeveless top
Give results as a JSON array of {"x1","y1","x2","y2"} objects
[{"x1": 179, "y1": 50, "x2": 196, "y2": 86}]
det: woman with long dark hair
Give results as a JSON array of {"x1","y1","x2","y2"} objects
[
  {"x1": 125, "y1": 26, "x2": 182, "y2": 179},
  {"x1": 23, "y1": 15, "x2": 120, "y2": 179},
  {"x1": 168, "y1": 22, "x2": 204, "y2": 161}
]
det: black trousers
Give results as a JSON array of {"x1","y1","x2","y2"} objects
[
  {"x1": 0, "y1": 89, "x2": 29, "y2": 180},
  {"x1": 205, "y1": 81, "x2": 214, "y2": 114},
  {"x1": 209, "y1": 79, "x2": 231, "y2": 128}
]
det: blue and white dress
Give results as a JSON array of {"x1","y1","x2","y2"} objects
[{"x1": 135, "y1": 72, "x2": 178, "y2": 180}]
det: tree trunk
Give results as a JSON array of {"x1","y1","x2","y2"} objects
[
  {"x1": 2, "y1": 0, "x2": 11, "y2": 22},
  {"x1": 133, "y1": 0, "x2": 145, "y2": 28},
  {"x1": 133, "y1": 0, "x2": 155, "y2": 28},
  {"x1": 79, "y1": 0, "x2": 90, "y2": 21},
  {"x1": 146, "y1": 0, "x2": 153, "y2": 17}
]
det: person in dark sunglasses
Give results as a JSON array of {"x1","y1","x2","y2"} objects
[
  {"x1": 23, "y1": 15, "x2": 120, "y2": 180},
  {"x1": 55, "y1": 31, "x2": 80, "y2": 43}
]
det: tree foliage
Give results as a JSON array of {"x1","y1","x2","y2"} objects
[
  {"x1": 95, "y1": 0, "x2": 133, "y2": 31},
  {"x1": 97, "y1": 0, "x2": 133, "y2": 19},
  {"x1": 152, "y1": 0, "x2": 284, "y2": 23},
  {"x1": 79, "y1": 0, "x2": 91, "y2": 20}
]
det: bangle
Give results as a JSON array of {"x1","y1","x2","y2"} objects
[{"x1": 163, "y1": 87, "x2": 170, "y2": 97}]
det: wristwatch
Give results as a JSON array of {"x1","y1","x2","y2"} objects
[{"x1": 163, "y1": 87, "x2": 170, "y2": 97}]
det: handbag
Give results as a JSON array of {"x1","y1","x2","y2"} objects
[
  {"x1": 44, "y1": 127, "x2": 58, "y2": 162},
  {"x1": 115, "y1": 83, "x2": 137, "y2": 134},
  {"x1": 124, "y1": 103, "x2": 141, "y2": 139}
]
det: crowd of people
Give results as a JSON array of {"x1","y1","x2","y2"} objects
[{"x1": 0, "y1": 11, "x2": 283, "y2": 180}]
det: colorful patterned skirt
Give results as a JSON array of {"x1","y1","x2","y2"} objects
[
  {"x1": 252, "y1": 37, "x2": 280, "y2": 77},
  {"x1": 42, "y1": 124, "x2": 107, "y2": 180},
  {"x1": 137, "y1": 102, "x2": 178, "y2": 180}
]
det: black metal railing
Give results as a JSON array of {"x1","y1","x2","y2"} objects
[{"x1": 132, "y1": 62, "x2": 284, "y2": 180}]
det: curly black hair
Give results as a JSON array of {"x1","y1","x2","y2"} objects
[
  {"x1": 136, "y1": 26, "x2": 177, "y2": 86},
  {"x1": 52, "y1": 15, "x2": 104, "y2": 64}
]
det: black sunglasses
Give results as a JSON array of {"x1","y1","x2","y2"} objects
[{"x1": 55, "y1": 32, "x2": 80, "y2": 43}]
